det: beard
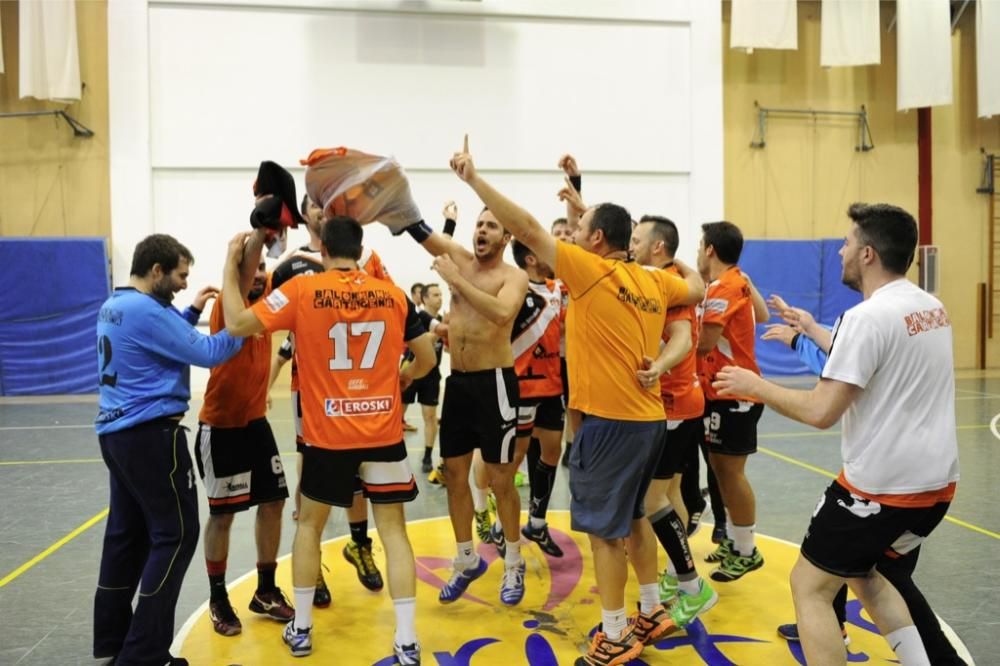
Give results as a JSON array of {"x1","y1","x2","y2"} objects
[
  {"x1": 248, "y1": 285, "x2": 265, "y2": 301},
  {"x1": 841, "y1": 269, "x2": 861, "y2": 292},
  {"x1": 152, "y1": 275, "x2": 175, "y2": 302}
]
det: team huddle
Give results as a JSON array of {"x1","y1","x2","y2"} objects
[{"x1": 93, "y1": 139, "x2": 961, "y2": 666}]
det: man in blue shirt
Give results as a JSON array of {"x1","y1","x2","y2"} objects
[{"x1": 93, "y1": 234, "x2": 245, "y2": 666}]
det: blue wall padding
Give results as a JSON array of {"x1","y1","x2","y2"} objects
[
  {"x1": 740, "y1": 240, "x2": 822, "y2": 376},
  {"x1": 0, "y1": 238, "x2": 110, "y2": 395},
  {"x1": 819, "y1": 239, "x2": 863, "y2": 325}
]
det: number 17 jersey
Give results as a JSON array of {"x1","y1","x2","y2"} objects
[{"x1": 251, "y1": 269, "x2": 425, "y2": 450}]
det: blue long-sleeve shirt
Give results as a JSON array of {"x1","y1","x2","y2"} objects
[
  {"x1": 792, "y1": 325, "x2": 832, "y2": 374},
  {"x1": 95, "y1": 288, "x2": 243, "y2": 434}
]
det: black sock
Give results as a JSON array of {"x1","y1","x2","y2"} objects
[
  {"x1": 526, "y1": 437, "x2": 541, "y2": 495},
  {"x1": 350, "y1": 520, "x2": 370, "y2": 545},
  {"x1": 834, "y1": 584, "x2": 848, "y2": 627},
  {"x1": 648, "y1": 506, "x2": 695, "y2": 576},
  {"x1": 530, "y1": 459, "x2": 557, "y2": 520},
  {"x1": 256, "y1": 562, "x2": 276, "y2": 592},
  {"x1": 423, "y1": 447, "x2": 433, "y2": 462},
  {"x1": 209, "y1": 573, "x2": 228, "y2": 602}
]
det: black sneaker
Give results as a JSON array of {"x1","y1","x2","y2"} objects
[
  {"x1": 490, "y1": 522, "x2": 507, "y2": 559},
  {"x1": 521, "y1": 522, "x2": 564, "y2": 557},
  {"x1": 209, "y1": 597, "x2": 242, "y2": 636},
  {"x1": 248, "y1": 587, "x2": 295, "y2": 621},
  {"x1": 686, "y1": 510, "x2": 703, "y2": 537},
  {"x1": 314, "y1": 565, "x2": 331, "y2": 608},
  {"x1": 421, "y1": 458, "x2": 433, "y2": 474},
  {"x1": 711, "y1": 525, "x2": 727, "y2": 545},
  {"x1": 344, "y1": 540, "x2": 384, "y2": 591}
]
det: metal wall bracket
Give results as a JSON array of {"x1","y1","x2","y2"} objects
[
  {"x1": 0, "y1": 109, "x2": 95, "y2": 138},
  {"x1": 978, "y1": 149, "x2": 995, "y2": 194},
  {"x1": 749, "y1": 101, "x2": 874, "y2": 152}
]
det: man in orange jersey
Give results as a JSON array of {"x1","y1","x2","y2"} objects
[
  {"x1": 268, "y1": 195, "x2": 393, "y2": 603},
  {"x1": 448, "y1": 136, "x2": 704, "y2": 666},
  {"x1": 194, "y1": 227, "x2": 294, "y2": 637},
  {"x1": 714, "y1": 203, "x2": 959, "y2": 666},
  {"x1": 509, "y1": 240, "x2": 566, "y2": 557},
  {"x1": 695, "y1": 221, "x2": 766, "y2": 583},
  {"x1": 629, "y1": 216, "x2": 718, "y2": 631},
  {"x1": 399, "y1": 181, "x2": 530, "y2": 606},
  {"x1": 223, "y1": 217, "x2": 436, "y2": 664}
]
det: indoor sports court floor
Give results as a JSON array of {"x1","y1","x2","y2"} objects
[{"x1": 1, "y1": 372, "x2": 996, "y2": 665}]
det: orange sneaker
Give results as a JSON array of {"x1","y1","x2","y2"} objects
[
  {"x1": 631, "y1": 604, "x2": 678, "y2": 645},
  {"x1": 574, "y1": 628, "x2": 643, "y2": 666}
]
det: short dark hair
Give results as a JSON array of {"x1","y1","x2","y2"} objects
[
  {"x1": 590, "y1": 203, "x2": 633, "y2": 251},
  {"x1": 638, "y1": 215, "x2": 679, "y2": 256},
  {"x1": 420, "y1": 283, "x2": 439, "y2": 300},
  {"x1": 300, "y1": 194, "x2": 311, "y2": 217},
  {"x1": 847, "y1": 203, "x2": 918, "y2": 275},
  {"x1": 130, "y1": 234, "x2": 193, "y2": 277},
  {"x1": 511, "y1": 239, "x2": 534, "y2": 269},
  {"x1": 321, "y1": 215, "x2": 363, "y2": 260},
  {"x1": 410, "y1": 282, "x2": 424, "y2": 296},
  {"x1": 551, "y1": 217, "x2": 567, "y2": 232},
  {"x1": 701, "y1": 221, "x2": 743, "y2": 264}
]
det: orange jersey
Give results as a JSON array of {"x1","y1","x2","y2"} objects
[
  {"x1": 512, "y1": 279, "x2": 564, "y2": 399},
  {"x1": 556, "y1": 242, "x2": 691, "y2": 421},
  {"x1": 252, "y1": 269, "x2": 423, "y2": 450},
  {"x1": 276, "y1": 246, "x2": 395, "y2": 392},
  {"x1": 698, "y1": 266, "x2": 761, "y2": 402},
  {"x1": 659, "y1": 265, "x2": 704, "y2": 421},
  {"x1": 199, "y1": 276, "x2": 274, "y2": 428}
]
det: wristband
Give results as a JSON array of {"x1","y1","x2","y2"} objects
[
  {"x1": 443, "y1": 218, "x2": 457, "y2": 237},
  {"x1": 404, "y1": 220, "x2": 434, "y2": 243},
  {"x1": 569, "y1": 175, "x2": 582, "y2": 192},
  {"x1": 790, "y1": 333, "x2": 801, "y2": 350}
]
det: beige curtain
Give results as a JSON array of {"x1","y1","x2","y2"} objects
[
  {"x1": 731, "y1": 0, "x2": 798, "y2": 51},
  {"x1": 896, "y1": 0, "x2": 952, "y2": 111},
  {"x1": 820, "y1": 0, "x2": 880, "y2": 67},
  {"x1": 978, "y1": 0, "x2": 1000, "y2": 117},
  {"x1": 19, "y1": 0, "x2": 82, "y2": 102}
]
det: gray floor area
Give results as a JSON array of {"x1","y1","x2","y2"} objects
[{"x1": 0, "y1": 376, "x2": 997, "y2": 665}]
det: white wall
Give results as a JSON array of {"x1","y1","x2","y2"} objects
[{"x1": 108, "y1": 0, "x2": 723, "y2": 389}]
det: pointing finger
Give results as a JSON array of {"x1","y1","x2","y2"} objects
[{"x1": 463, "y1": 134, "x2": 469, "y2": 154}]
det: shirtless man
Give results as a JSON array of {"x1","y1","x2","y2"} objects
[{"x1": 399, "y1": 182, "x2": 529, "y2": 606}]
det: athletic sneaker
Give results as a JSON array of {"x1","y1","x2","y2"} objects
[
  {"x1": 704, "y1": 538, "x2": 732, "y2": 563},
  {"x1": 499, "y1": 561, "x2": 526, "y2": 605},
  {"x1": 631, "y1": 604, "x2": 677, "y2": 645},
  {"x1": 428, "y1": 462, "x2": 447, "y2": 486},
  {"x1": 209, "y1": 598, "x2": 242, "y2": 636},
  {"x1": 710, "y1": 548, "x2": 764, "y2": 583},
  {"x1": 421, "y1": 457, "x2": 433, "y2": 474},
  {"x1": 439, "y1": 556, "x2": 489, "y2": 603},
  {"x1": 686, "y1": 510, "x2": 703, "y2": 537},
  {"x1": 475, "y1": 509, "x2": 493, "y2": 544},
  {"x1": 282, "y1": 621, "x2": 312, "y2": 657},
  {"x1": 657, "y1": 570, "x2": 679, "y2": 606},
  {"x1": 248, "y1": 587, "x2": 294, "y2": 621},
  {"x1": 490, "y1": 522, "x2": 507, "y2": 559},
  {"x1": 403, "y1": 420, "x2": 418, "y2": 432},
  {"x1": 668, "y1": 579, "x2": 718, "y2": 627},
  {"x1": 314, "y1": 566, "x2": 331, "y2": 608},
  {"x1": 575, "y1": 628, "x2": 643, "y2": 666},
  {"x1": 514, "y1": 470, "x2": 527, "y2": 487},
  {"x1": 393, "y1": 641, "x2": 421, "y2": 665},
  {"x1": 522, "y1": 522, "x2": 564, "y2": 557},
  {"x1": 777, "y1": 623, "x2": 850, "y2": 646},
  {"x1": 344, "y1": 540, "x2": 384, "y2": 591},
  {"x1": 711, "y1": 524, "x2": 727, "y2": 545}
]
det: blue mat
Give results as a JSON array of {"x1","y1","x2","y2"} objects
[{"x1": 0, "y1": 238, "x2": 110, "y2": 395}]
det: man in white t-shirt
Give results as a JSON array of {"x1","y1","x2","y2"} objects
[{"x1": 714, "y1": 203, "x2": 958, "y2": 666}]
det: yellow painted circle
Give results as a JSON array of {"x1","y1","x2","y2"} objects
[{"x1": 178, "y1": 511, "x2": 937, "y2": 665}]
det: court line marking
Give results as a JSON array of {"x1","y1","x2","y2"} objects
[
  {"x1": 0, "y1": 508, "x2": 109, "y2": 589},
  {"x1": 759, "y1": 447, "x2": 1000, "y2": 540}
]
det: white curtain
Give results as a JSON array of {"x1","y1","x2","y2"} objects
[
  {"x1": 978, "y1": 0, "x2": 1000, "y2": 117},
  {"x1": 19, "y1": 0, "x2": 81, "y2": 102},
  {"x1": 0, "y1": 7, "x2": 5, "y2": 75},
  {"x1": 820, "y1": 0, "x2": 880, "y2": 67},
  {"x1": 731, "y1": 0, "x2": 797, "y2": 51},
  {"x1": 896, "y1": 0, "x2": 952, "y2": 111}
]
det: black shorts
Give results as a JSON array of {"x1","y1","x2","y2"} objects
[
  {"x1": 516, "y1": 395, "x2": 565, "y2": 437},
  {"x1": 654, "y1": 417, "x2": 704, "y2": 479},
  {"x1": 440, "y1": 367, "x2": 519, "y2": 464},
  {"x1": 801, "y1": 481, "x2": 950, "y2": 578},
  {"x1": 704, "y1": 400, "x2": 764, "y2": 456},
  {"x1": 292, "y1": 390, "x2": 307, "y2": 454},
  {"x1": 195, "y1": 418, "x2": 289, "y2": 515},
  {"x1": 402, "y1": 371, "x2": 441, "y2": 407},
  {"x1": 300, "y1": 441, "x2": 417, "y2": 508},
  {"x1": 560, "y1": 357, "x2": 569, "y2": 406}
]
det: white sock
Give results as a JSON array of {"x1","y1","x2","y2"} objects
[
  {"x1": 456, "y1": 540, "x2": 476, "y2": 566},
  {"x1": 504, "y1": 538, "x2": 523, "y2": 568},
  {"x1": 529, "y1": 515, "x2": 546, "y2": 529},
  {"x1": 665, "y1": 558, "x2": 677, "y2": 576},
  {"x1": 679, "y1": 577, "x2": 701, "y2": 596},
  {"x1": 494, "y1": 511, "x2": 503, "y2": 530},
  {"x1": 886, "y1": 626, "x2": 930, "y2": 666},
  {"x1": 731, "y1": 523, "x2": 756, "y2": 556},
  {"x1": 293, "y1": 587, "x2": 314, "y2": 631},
  {"x1": 471, "y1": 485, "x2": 488, "y2": 512},
  {"x1": 393, "y1": 597, "x2": 417, "y2": 646},
  {"x1": 639, "y1": 583, "x2": 660, "y2": 614},
  {"x1": 601, "y1": 607, "x2": 628, "y2": 641}
]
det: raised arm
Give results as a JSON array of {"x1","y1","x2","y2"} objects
[
  {"x1": 432, "y1": 254, "x2": 528, "y2": 327},
  {"x1": 637, "y1": 319, "x2": 692, "y2": 389},
  {"x1": 147, "y1": 307, "x2": 243, "y2": 368},
  {"x1": 743, "y1": 273, "x2": 770, "y2": 323},
  {"x1": 222, "y1": 232, "x2": 267, "y2": 336},
  {"x1": 450, "y1": 135, "x2": 557, "y2": 269},
  {"x1": 714, "y1": 369, "x2": 860, "y2": 430},
  {"x1": 239, "y1": 227, "x2": 268, "y2": 297},
  {"x1": 672, "y1": 259, "x2": 707, "y2": 306}
]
